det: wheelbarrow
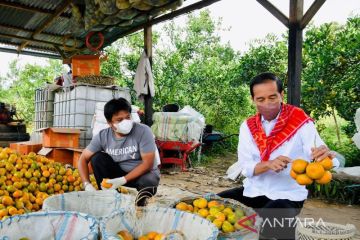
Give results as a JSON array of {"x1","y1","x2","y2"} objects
[{"x1": 156, "y1": 140, "x2": 201, "y2": 171}]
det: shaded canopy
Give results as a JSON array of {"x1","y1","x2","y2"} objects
[{"x1": 0, "y1": 0, "x2": 217, "y2": 59}]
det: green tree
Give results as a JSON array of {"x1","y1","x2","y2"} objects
[
  {"x1": 233, "y1": 34, "x2": 288, "y2": 90},
  {"x1": 101, "y1": 10, "x2": 253, "y2": 133},
  {"x1": 302, "y1": 17, "x2": 360, "y2": 139},
  {"x1": 0, "y1": 59, "x2": 63, "y2": 127}
]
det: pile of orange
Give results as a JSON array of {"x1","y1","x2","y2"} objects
[
  {"x1": 291, "y1": 157, "x2": 333, "y2": 185},
  {"x1": 175, "y1": 198, "x2": 253, "y2": 233},
  {"x1": 0, "y1": 147, "x2": 98, "y2": 220},
  {"x1": 116, "y1": 230, "x2": 164, "y2": 240}
]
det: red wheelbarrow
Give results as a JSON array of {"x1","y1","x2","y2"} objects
[{"x1": 156, "y1": 140, "x2": 201, "y2": 171}]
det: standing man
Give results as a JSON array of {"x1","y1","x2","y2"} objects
[
  {"x1": 78, "y1": 98, "x2": 160, "y2": 206},
  {"x1": 219, "y1": 72, "x2": 339, "y2": 239}
]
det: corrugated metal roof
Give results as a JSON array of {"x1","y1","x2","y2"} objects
[{"x1": 0, "y1": 0, "x2": 188, "y2": 59}]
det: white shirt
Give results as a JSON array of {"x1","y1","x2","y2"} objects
[
  {"x1": 134, "y1": 51, "x2": 155, "y2": 101},
  {"x1": 226, "y1": 117, "x2": 340, "y2": 201}
]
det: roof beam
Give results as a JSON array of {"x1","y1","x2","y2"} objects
[
  {"x1": 0, "y1": 23, "x2": 63, "y2": 38},
  {"x1": 17, "y1": 0, "x2": 72, "y2": 53},
  {"x1": 53, "y1": 45, "x2": 67, "y2": 59},
  {"x1": 108, "y1": 0, "x2": 222, "y2": 44},
  {"x1": 0, "y1": 23, "x2": 82, "y2": 50},
  {"x1": 0, "y1": 32, "x2": 67, "y2": 48},
  {"x1": 256, "y1": 0, "x2": 289, "y2": 28},
  {"x1": 0, "y1": 1, "x2": 71, "y2": 18},
  {"x1": 0, "y1": 46, "x2": 61, "y2": 59},
  {"x1": 300, "y1": 0, "x2": 326, "y2": 29}
]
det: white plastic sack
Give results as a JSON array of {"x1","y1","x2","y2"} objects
[
  {"x1": 0, "y1": 211, "x2": 98, "y2": 240},
  {"x1": 100, "y1": 207, "x2": 219, "y2": 240},
  {"x1": 152, "y1": 106, "x2": 205, "y2": 142},
  {"x1": 42, "y1": 190, "x2": 135, "y2": 219}
]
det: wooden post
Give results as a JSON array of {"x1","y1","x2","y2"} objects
[
  {"x1": 258, "y1": 0, "x2": 325, "y2": 107},
  {"x1": 288, "y1": 0, "x2": 303, "y2": 106},
  {"x1": 144, "y1": 26, "x2": 153, "y2": 126}
]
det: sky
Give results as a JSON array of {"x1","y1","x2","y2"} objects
[{"x1": 0, "y1": 0, "x2": 358, "y2": 77}]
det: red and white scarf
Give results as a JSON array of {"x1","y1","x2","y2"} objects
[{"x1": 247, "y1": 104, "x2": 313, "y2": 161}]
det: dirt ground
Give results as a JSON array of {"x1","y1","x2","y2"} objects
[{"x1": 158, "y1": 153, "x2": 360, "y2": 238}]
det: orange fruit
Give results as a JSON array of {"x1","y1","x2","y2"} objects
[
  {"x1": 13, "y1": 190, "x2": 23, "y2": 198},
  {"x1": 290, "y1": 170, "x2": 298, "y2": 180},
  {"x1": 62, "y1": 185, "x2": 69, "y2": 192},
  {"x1": 42, "y1": 170, "x2": 50, "y2": 177},
  {"x1": 17, "y1": 209, "x2": 25, "y2": 215},
  {"x1": 54, "y1": 184, "x2": 61, "y2": 192},
  {"x1": 0, "y1": 208, "x2": 8, "y2": 218},
  {"x1": 175, "y1": 202, "x2": 188, "y2": 211},
  {"x1": 32, "y1": 203, "x2": 40, "y2": 211},
  {"x1": 197, "y1": 198, "x2": 208, "y2": 209},
  {"x1": 117, "y1": 230, "x2": 134, "y2": 240},
  {"x1": 154, "y1": 234, "x2": 164, "y2": 240},
  {"x1": 25, "y1": 202, "x2": 33, "y2": 211},
  {"x1": 35, "y1": 197, "x2": 43, "y2": 205},
  {"x1": 101, "y1": 179, "x2": 112, "y2": 189},
  {"x1": 214, "y1": 212, "x2": 226, "y2": 222},
  {"x1": 319, "y1": 157, "x2": 333, "y2": 170},
  {"x1": 213, "y1": 219, "x2": 223, "y2": 229},
  {"x1": 187, "y1": 204, "x2": 194, "y2": 212},
  {"x1": 8, "y1": 206, "x2": 17, "y2": 216},
  {"x1": 67, "y1": 175, "x2": 75, "y2": 183},
  {"x1": 296, "y1": 174, "x2": 313, "y2": 185},
  {"x1": 2, "y1": 196, "x2": 14, "y2": 206},
  {"x1": 207, "y1": 200, "x2": 220, "y2": 208},
  {"x1": 306, "y1": 163, "x2": 325, "y2": 180},
  {"x1": 292, "y1": 159, "x2": 308, "y2": 174},
  {"x1": 198, "y1": 208, "x2": 209, "y2": 218},
  {"x1": 138, "y1": 236, "x2": 149, "y2": 240},
  {"x1": 147, "y1": 231, "x2": 158, "y2": 239},
  {"x1": 315, "y1": 171, "x2": 332, "y2": 185},
  {"x1": 15, "y1": 199, "x2": 24, "y2": 209}
]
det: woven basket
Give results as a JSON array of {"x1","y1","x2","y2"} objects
[
  {"x1": 0, "y1": 211, "x2": 99, "y2": 239},
  {"x1": 296, "y1": 221, "x2": 356, "y2": 240},
  {"x1": 171, "y1": 194, "x2": 262, "y2": 239},
  {"x1": 42, "y1": 190, "x2": 135, "y2": 220},
  {"x1": 100, "y1": 207, "x2": 219, "y2": 240}
]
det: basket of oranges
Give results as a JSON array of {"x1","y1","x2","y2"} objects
[
  {"x1": 100, "y1": 207, "x2": 219, "y2": 240},
  {"x1": 172, "y1": 194, "x2": 262, "y2": 239}
]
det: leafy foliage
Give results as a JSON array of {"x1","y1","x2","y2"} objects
[
  {"x1": 302, "y1": 17, "x2": 360, "y2": 124},
  {"x1": 0, "y1": 60, "x2": 63, "y2": 127},
  {"x1": 101, "y1": 10, "x2": 253, "y2": 133}
]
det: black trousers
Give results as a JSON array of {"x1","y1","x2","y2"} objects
[
  {"x1": 218, "y1": 187, "x2": 304, "y2": 240},
  {"x1": 91, "y1": 152, "x2": 160, "y2": 206}
]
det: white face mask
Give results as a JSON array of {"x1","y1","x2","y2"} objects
[{"x1": 115, "y1": 119, "x2": 133, "y2": 135}]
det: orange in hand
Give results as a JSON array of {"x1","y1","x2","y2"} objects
[
  {"x1": 296, "y1": 174, "x2": 313, "y2": 185},
  {"x1": 292, "y1": 159, "x2": 308, "y2": 174},
  {"x1": 319, "y1": 157, "x2": 333, "y2": 170},
  {"x1": 290, "y1": 170, "x2": 297, "y2": 180},
  {"x1": 315, "y1": 171, "x2": 332, "y2": 184},
  {"x1": 306, "y1": 162, "x2": 325, "y2": 180},
  {"x1": 101, "y1": 179, "x2": 112, "y2": 189}
]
